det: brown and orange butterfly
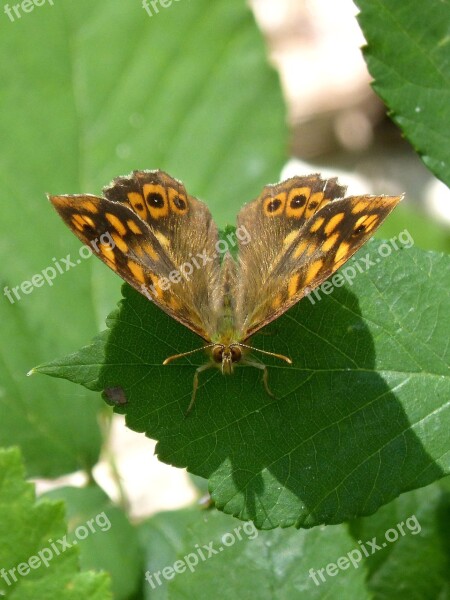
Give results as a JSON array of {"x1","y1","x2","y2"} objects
[{"x1": 49, "y1": 170, "x2": 402, "y2": 412}]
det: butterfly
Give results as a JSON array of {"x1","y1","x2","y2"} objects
[{"x1": 49, "y1": 170, "x2": 402, "y2": 413}]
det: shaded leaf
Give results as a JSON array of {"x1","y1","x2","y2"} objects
[{"x1": 350, "y1": 481, "x2": 450, "y2": 598}]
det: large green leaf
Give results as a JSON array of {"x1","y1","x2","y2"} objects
[
  {"x1": 138, "y1": 480, "x2": 450, "y2": 599},
  {"x1": 0, "y1": 448, "x2": 111, "y2": 599},
  {"x1": 138, "y1": 507, "x2": 370, "y2": 599},
  {"x1": 0, "y1": 0, "x2": 286, "y2": 475},
  {"x1": 36, "y1": 238, "x2": 450, "y2": 529},
  {"x1": 355, "y1": 0, "x2": 450, "y2": 186}
]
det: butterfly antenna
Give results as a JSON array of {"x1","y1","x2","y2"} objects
[
  {"x1": 163, "y1": 344, "x2": 216, "y2": 365},
  {"x1": 236, "y1": 343, "x2": 292, "y2": 364}
]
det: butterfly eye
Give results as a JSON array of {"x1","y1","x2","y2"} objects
[
  {"x1": 230, "y1": 346, "x2": 242, "y2": 363},
  {"x1": 212, "y1": 346, "x2": 224, "y2": 363}
]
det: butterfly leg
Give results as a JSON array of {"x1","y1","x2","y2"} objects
[
  {"x1": 261, "y1": 365, "x2": 275, "y2": 398},
  {"x1": 185, "y1": 363, "x2": 213, "y2": 416},
  {"x1": 242, "y1": 359, "x2": 275, "y2": 398}
]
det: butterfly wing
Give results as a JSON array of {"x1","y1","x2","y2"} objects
[
  {"x1": 235, "y1": 174, "x2": 402, "y2": 339},
  {"x1": 49, "y1": 170, "x2": 222, "y2": 341}
]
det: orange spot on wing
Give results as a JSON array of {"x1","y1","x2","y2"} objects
[
  {"x1": 106, "y1": 213, "x2": 127, "y2": 236},
  {"x1": 283, "y1": 230, "x2": 299, "y2": 247},
  {"x1": 304, "y1": 192, "x2": 324, "y2": 219},
  {"x1": 154, "y1": 231, "x2": 170, "y2": 249},
  {"x1": 263, "y1": 193, "x2": 286, "y2": 216},
  {"x1": 293, "y1": 240, "x2": 308, "y2": 258},
  {"x1": 127, "y1": 260, "x2": 146, "y2": 284},
  {"x1": 143, "y1": 183, "x2": 169, "y2": 219},
  {"x1": 286, "y1": 187, "x2": 310, "y2": 218},
  {"x1": 304, "y1": 259, "x2": 324, "y2": 286},
  {"x1": 83, "y1": 215, "x2": 95, "y2": 228},
  {"x1": 322, "y1": 232, "x2": 340, "y2": 252},
  {"x1": 324, "y1": 213, "x2": 345, "y2": 235},
  {"x1": 100, "y1": 244, "x2": 116, "y2": 263},
  {"x1": 111, "y1": 232, "x2": 128, "y2": 253},
  {"x1": 168, "y1": 187, "x2": 189, "y2": 214},
  {"x1": 149, "y1": 274, "x2": 163, "y2": 299},
  {"x1": 362, "y1": 214, "x2": 379, "y2": 231},
  {"x1": 317, "y1": 198, "x2": 331, "y2": 210},
  {"x1": 308, "y1": 191, "x2": 324, "y2": 206},
  {"x1": 81, "y1": 200, "x2": 99, "y2": 214},
  {"x1": 128, "y1": 192, "x2": 148, "y2": 219},
  {"x1": 169, "y1": 296, "x2": 182, "y2": 310},
  {"x1": 141, "y1": 241, "x2": 159, "y2": 261},
  {"x1": 71, "y1": 214, "x2": 87, "y2": 231},
  {"x1": 272, "y1": 293, "x2": 283, "y2": 309},
  {"x1": 306, "y1": 243, "x2": 317, "y2": 256},
  {"x1": 288, "y1": 274, "x2": 301, "y2": 298},
  {"x1": 352, "y1": 200, "x2": 368, "y2": 214},
  {"x1": 334, "y1": 241, "x2": 351, "y2": 264},
  {"x1": 309, "y1": 216, "x2": 325, "y2": 233},
  {"x1": 354, "y1": 215, "x2": 368, "y2": 229},
  {"x1": 127, "y1": 219, "x2": 143, "y2": 235},
  {"x1": 101, "y1": 256, "x2": 117, "y2": 271}
]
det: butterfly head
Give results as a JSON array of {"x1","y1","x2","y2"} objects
[{"x1": 212, "y1": 344, "x2": 242, "y2": 374}]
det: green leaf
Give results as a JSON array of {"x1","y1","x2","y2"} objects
[
  {"x1": 349, "y1": 481, "x2": 450, "y2": 598},
  {"x1": 0, "y1": 447, "x2": 111, "y2": 599},
  {"x1": 355, "y1": 0, "x2": 450, "y2": 186},
  {"x1": 137, "y1": 482, "x2": 450, "y2": 598},
  {"x1": 43, "y1": 485, "x2": 143, "y2": 600},
  {"x1": 138, "y1": 507, "x2": 370, "y2": 599},
  {"x1": 36, "y1": 239, "x2": 450, "y2": 529}
]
